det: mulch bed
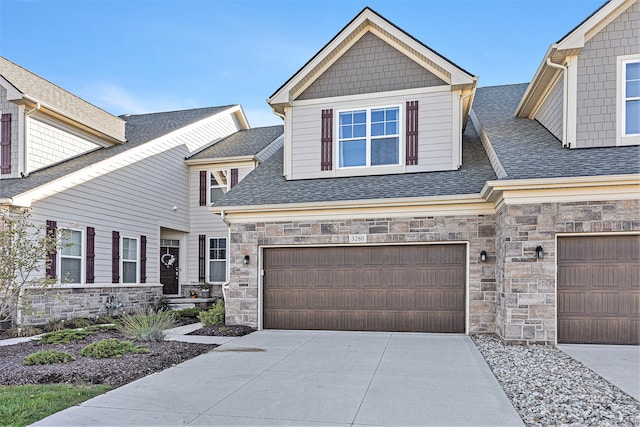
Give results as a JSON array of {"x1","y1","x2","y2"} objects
[{"x1": 0, "y1": 323, "x2": 257, "y2": 387}]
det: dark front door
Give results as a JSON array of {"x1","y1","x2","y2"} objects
[{"x1": 160, "y1": 246, "x2": 179, "y2": 295}]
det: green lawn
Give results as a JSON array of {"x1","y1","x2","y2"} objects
[{"x1": 0, "y1": 384, "x2": 111, "y2": 427}]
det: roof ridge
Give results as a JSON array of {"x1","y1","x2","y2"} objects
[{"x1": 120, "y1": 104, "x2": 238, "y2": 118}]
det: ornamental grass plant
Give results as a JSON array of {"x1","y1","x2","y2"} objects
[{"x1": 117, "y1": 309, "x2": 176, "y2": 342}]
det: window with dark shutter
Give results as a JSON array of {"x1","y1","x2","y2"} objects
[
  {"x1": 86, "y1": 227, "x2": 95, "y2": 284},
  {"x1": 230, "y1": 168, "x2": 238, "y2": 188},
  {"x1": 198, "y1": 235, "x2": 206, "y2": 282},
  {"x1": 112, "y1": 231, "x2": 120, "y2": 283},
  {"x1": 199, "y1": 171, "x2": 207, "y2": 206},
  {"x1": 321, "y1": 109, "x2": 333, "y2": 170},
  {"x1": 406, "y1": 101, "x2": 418, "y2": 165},
  {"x1": 140, "y1": 235, "x2": 147, "y2": 284},
  {"x1": 1, "y1": 113, "x2": 11, "y2": 174},
  {"x1": 45, "y1": 220, "x2": 57, "y2": 278}
]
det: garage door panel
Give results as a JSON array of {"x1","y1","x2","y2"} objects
[
  {"x1": 263, "y1": 245, "x2": 466, "y2": 333},
  {"x1": 558, "y1": 235, "x2": 640, "y2": 345}
]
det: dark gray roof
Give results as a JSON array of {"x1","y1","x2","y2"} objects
[
  {"x1": 213, "y1": 123, "x2": 496, "y2": 207},
  {"x1": 0, "y1": 56, "x2": 125, "y2": 142},
  {"x1": 188, "y1": 125, "x2": 283, "y2": 160},
  {"x1": 0, "y1": 106, "x2": 236, "y2": 199},
  {"x1": 472, "y1": 84, "x2": 640, "y2": 180}
]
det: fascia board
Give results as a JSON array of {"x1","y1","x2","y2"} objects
[
  {"x1": 0, "y1": 75, "x2": 24, "y2": 100},
  {"x1": 185, "y1": 156, "x2": 256, "y2": 167},
  {"x1": 557, "y1": 0, "x2": 632, "y2": 50},
  {"x1": 515, "y1": 46, "x2": 558, "y2": 117},
  {"x1": 10, "y1": 106, "x2": 242, "y2": 206}
]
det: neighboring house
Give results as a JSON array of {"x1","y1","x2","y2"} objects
[
  {"x1": 213, "y1": 2, "x2": 639, "y2": 345},
  {"x1": 0, "y1": 56, "x2": 283, "y2": 323}
]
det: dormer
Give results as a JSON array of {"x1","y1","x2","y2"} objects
[
  {"x1": 267, "y1": 7, "x2": 477, "y2": 180},
  {"x1": 516, "y1": 0, "x2": 639, "y2": 148},
  {"x1": 0, "y1": 56, "x2": 126, "y2": 179}
]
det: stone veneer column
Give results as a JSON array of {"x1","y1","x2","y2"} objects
[{"x1": 225, "y1": 215, "x2": 498, "y2": 332}]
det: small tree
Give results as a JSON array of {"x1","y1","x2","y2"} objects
[{"x1": 0, "y1": 208, "x2": 57, "y2": 325}]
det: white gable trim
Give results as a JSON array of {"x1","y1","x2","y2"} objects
[{"x1": 9, "y1": 106, "x2": 247, "y2": 207}]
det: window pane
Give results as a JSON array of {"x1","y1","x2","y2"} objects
[
  {"x1": 210, "y1": 187, "x2": 225, "y2": 202},
  {"x1": 123, "y1": 261, "x2": 137, "y2": 283},
  {"x1": 210, "y1": 171, "x2": 227, "y2": 187},
  {"x1": 386, "y1": 121, "x2": 397, "y2": 135},
  {"x1": 627, "y1": 62, "x2": 640, "y2": 80},
  {"x1": 353, "y1": 111, "x2": 366, "y2": 124},
  {"x1": 209, "y1": 238, "x2": 226, "y2": 260},
  {"x1": 371, "y1": 137, "x2": 399, "y2": 165},
  {"x1": 61, "y1": 230, "x2": 82, "y2": 256},
  {"x1": 339, "y1": 139, "x2": 366, "y2": 167},
  {"x1": 626, "y1": 100, "x2": 640, "y2": 134},
  {"x1": 626, "y1": 80, "x2": 640, "y2": 98},
  {"x1": 371, "y1": 110, "x2": 384, "y2": 122},
  {"x1": 353, "y1": 124, "x2": 366, "y2": 138},
  {"x1": 371, "y1": 123, "x2": 384, "y2": 136},
  {"x1": 209, "y1": 261, "x2": 226, "y2": 282},
  {"x1": 339, "y1": 112, "x2": 352, "y2": 125},
  {"x1": 339, "y1": 125, "x2": 352, "y2": 139},
  {"x1": 61, "y1": 258, "x2": 81, "y2": 283},
  {"x1": 123, "y1": 238, "x2": 137, "y2": 261},
  {"x1": 386, "y1": 108, "x2": 398, "y2": 121}
]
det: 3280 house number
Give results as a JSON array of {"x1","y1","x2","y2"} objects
[{"x1": 349, "y1": 234, "x2": 367, "y2": 243}]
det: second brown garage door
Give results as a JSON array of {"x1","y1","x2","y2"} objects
[
  {"x1": 263, "y1": 245, "x2": 466, "y2": 333},
  {"x1": 558, "y1": 235, "x2": 640, "y2": 345}
]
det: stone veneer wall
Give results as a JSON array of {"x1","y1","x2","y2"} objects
[
  {"x1": 496, "y1": 199, "x2": 640, "y2": 345},
  {"x1": 226, "y1": 215, "x2": 497, "y2": 332},
  {"x1": 20, "y1": 284, "x2": 163, "y2": 325}
]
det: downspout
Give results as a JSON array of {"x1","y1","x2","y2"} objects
[
  {"x1": 220, "y1": 209, "x2": 230, "y2": 303},
  {"x1": 546, "y1": 58, "x2": 569, "y2": 148},
  {"x1": 22, "y1": 100, "x2": 41, "y2": 177}
]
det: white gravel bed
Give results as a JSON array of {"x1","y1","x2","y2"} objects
[{"x1": 472, "y1": 334, "x2": 640, "y2": 426}]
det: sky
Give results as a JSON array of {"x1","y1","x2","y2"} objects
[{"x1": 0, "y1": 0, "x2": 604, "y2": 128}]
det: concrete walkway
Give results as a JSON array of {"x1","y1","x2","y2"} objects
[
  {"x1": 558, "y1": 344, "x2": 640, "y2": 401},
  {"x1": 33, "y1": 331, "x2": 523, "y2": 426}
]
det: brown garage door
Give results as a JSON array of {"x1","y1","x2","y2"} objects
[
  {"x1": 558, "y1": 235, "x2": 640, "y2": 345},
  {"x1": 263, "y1": 245, "x2": 466, "y2": 333}
]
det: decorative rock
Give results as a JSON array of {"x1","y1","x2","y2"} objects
[{"x1": 472, "y1": 334, "x2": 640, "y2": 426}]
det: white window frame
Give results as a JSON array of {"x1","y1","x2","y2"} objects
[
  {"x1": 121, "y1": 236, "x2": 139, "y2": 284},
  {"x1": 207, "y1": 237, "x2": 227, "y2": 283},
  {"x1": 208, "y1": 169, "x2": 230, "y2": 205},
  {"x1": 59, "y1": 228, "x2": 84, "y2": 284},
  {"x1": 616, "y1": 54, "x2": 640, "y2": 146},
  {"x1": 336, "y1": 104, "x2": 402, "y2": 169}
]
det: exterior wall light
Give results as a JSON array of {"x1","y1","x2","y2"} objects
[
  {"x1": 535, "y1": 246, "x2": 544, "y2": 260},
  {"x1": 243, "y1": 255, "x2": 250, "y2": 265},
  {"x1": 480, "y1": 250, "x2": 487, "y2": 262}
]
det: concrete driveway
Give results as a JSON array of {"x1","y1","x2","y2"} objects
[{"x1": 34, "y1": 331, "x2": 523, "y2": 426}]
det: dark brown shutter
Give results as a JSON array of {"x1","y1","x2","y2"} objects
[
  {"x1": 199, "y1": 171, "x2": 207, "y2": 206},
  {"x1": 1, "y1": 113, "x2": 11, "y2": 174},
  {"x1": 86, "y1": 227, "x2": 95, "y2": 284},
  {"x1": 198, "y1": 234, "x2": 206, "y2": 282},
  {"x1": 112, "y1": 231, "x2": 120, "y2": 283},
  {"x1": 230, "y1": 168, "x2": 238, "y2": 188},
  {"x1": 406, "y1": 101, "x2": 418, "y2": 165},
  {"x1": 321, "y1": 109, "x2": 333, "y2": 171},
  {"x1": 140, "y1": 235, "x2": 147, "y2": 284},
  {"x1": 45, "y1": 220, "x2": 57, "y2": 278}
]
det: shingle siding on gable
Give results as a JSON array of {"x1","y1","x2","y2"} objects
[
  {"x1": 297, "y1": 32, "x2": 446, "y2": 100},
  {"x1": 0, "y1": 87, "x2": 20, "y2": 178},
  {"x1": 575, "y1": 2, "x2": 640, "y2": 148},
  {"x1": 27, "y1": 117, "x2": 100, "y2": 173},
  {"x1": 535, "y1": 76, "x2": 564, "y2": 142}
]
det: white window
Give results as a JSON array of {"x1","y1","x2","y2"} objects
[
  {"x1": 209, "y1": 170, "x2": 229, "y2": 204},
  {"x1": 338, "y1": 106, "x2": 400, "y2": 168},
  {"x1": 209, "y1": 238, "x2": 227, "y2": 282},
  {"x1": 60, "y1": 229, "x2": 83, "y2": 283},
  {"x1": 617, "y1": 55, "x2": 640, "y2": 145},
  {"x1": 122, "y1": 237, "x2": 138, "y2": 284}
]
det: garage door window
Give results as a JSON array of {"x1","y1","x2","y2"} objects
[{"x1": 209, "y1": 238, "x2": 227, "y2": 282}]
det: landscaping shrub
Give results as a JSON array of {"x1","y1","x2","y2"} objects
[
  {"x1": 34, "y1": 329, "x2": 93, "y2": 345},
  {"x1": 197, "y1": 302, "x2": 225, "y2": 326},
  {"x1": 171, "y1": 307, "x2": 203, "y2": 322},
  {"x1": 117, "y1": 309, "x2": 176, "y2": 342},
  {"x1": 80, "y1": 339, "x2": 148, "y2": 359},
  {"x1": 6, "y1": 325, "x2": 42, "y2": 338},
  {"x1": 24, "y1": 350, "x2": 75, "y2": 365},
  {"x1": 42, "y1": 319, "x2": 65, "y2": 333},
  {"x1": 63, "y1": 318, "x2": 91, "y2": 329}
]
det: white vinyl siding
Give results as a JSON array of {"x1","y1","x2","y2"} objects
[
  {"x1": 26, "y1": 111, "x2": 242, "y2": 286},
  {"x1": 288, "y1": 89, "x2": 455, "y2": 180},
  {"x1": 535, "y1": 76, "x2": 564, "y2": 142}
]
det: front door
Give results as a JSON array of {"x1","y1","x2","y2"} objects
[{"x1": 160, "y1": 246, "x2": 179, "y2": 295}]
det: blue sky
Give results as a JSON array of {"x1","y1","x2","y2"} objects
[{"x1": 0, "y1": 0, "x2": 603, "y2": 127}]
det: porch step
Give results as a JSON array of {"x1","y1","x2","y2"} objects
[{"x1": 166, "y1": 297, "x2": 219, "y2": 310}]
